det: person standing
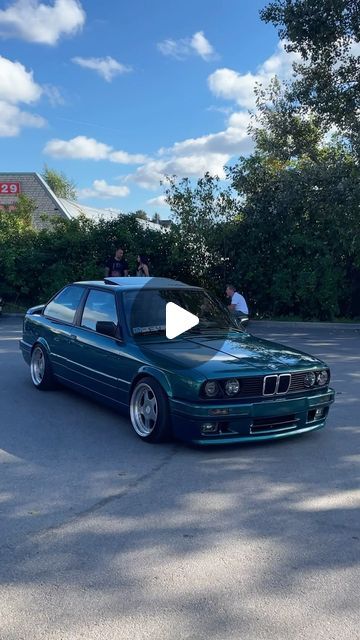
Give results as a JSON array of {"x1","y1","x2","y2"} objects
[
  {"x1": 226, "y1": 284, "x2": 248, "y2": 316},
  {"x1": 105, "y1": 247, "x2": 129, "y2": 277},
  {"x1": 136, "y1": 254, "x2": 150, "y2": 277}
]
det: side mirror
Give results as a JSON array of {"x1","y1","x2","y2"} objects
[{"x1": 96, "y1": 321, "x2": 118, "y2": 338}]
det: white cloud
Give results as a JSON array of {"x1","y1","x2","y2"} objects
[
  {"x1": 78, "y1": 179, "x2": 130, "y2": 200},
  {"x1": 72, "y1": 56, "x2": 131, "y2": 82},
  {"x1": 146, "y1": 195, "x2": 167, "y2": 207},
  {"x1": 0, "y1": 55, "x2": 42, "y2": 103},
  {"x1": 0, "y1": 100, "x2": 45, "y2": 136},
  {"x1": 128, "y1": 153, "x2": 229, "y2": 190},
  {"x1": 44, "y1": 135, "x2": 111, "y2": 159},
  {"x1": 208, "y1": 41, "x2": 300, "y2": 109},
  {"x1": 126, "y1": 110, "x2": 252, "y2": 189},
  {"x1": 126, "y1": 42, "x2": 301, "y2": 189},
  {"x1": 42, "y1": 84, "x2": 64, "y2": 106},
  {"x1": 0, "y1": 55, "x2": 45, "y2": 136},
  {"x1": 157, "y1": 30, "x2": 216, "y2": 61},
  {"x1": 109, "y1": 150, "x2": 148, "y2": 164},
  {"x1": 0, "y1": 0, "x2": 85, "y2": 45},
  {"x1": 190, "y1": 31, "x2": 215, "y2": 60},
  {"x1": 44, "y1": 135, "x2": 147, "y2": 163}
]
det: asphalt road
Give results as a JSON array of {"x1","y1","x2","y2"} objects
[{"x1": 0, "y1": 318, "x2": 359, "y2": 640}]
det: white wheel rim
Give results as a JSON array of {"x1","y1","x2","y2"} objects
[
  {"x1": 31, "y1": 347, "x2": 45, "y2": 386},
  {"x1": 130, "y1": 383, "x2": 158, "y2": 437}
]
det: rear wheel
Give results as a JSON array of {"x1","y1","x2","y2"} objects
[
  {"x1": 130, "y1": 377, "x2": 171, "y2": 443},
  {"x1": 30, "y1": 344, "x2": 55, "y2": 390}
]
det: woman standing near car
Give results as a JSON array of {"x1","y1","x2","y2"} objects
[{"x1": 136, "y1": 254, "x2": 150, "y2": 277}]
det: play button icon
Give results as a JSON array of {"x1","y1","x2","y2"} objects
[{"x1": 166, "y1": 302, "x2": 199, "y2": 339}]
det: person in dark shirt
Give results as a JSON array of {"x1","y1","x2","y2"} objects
[{"x1": 104, "y1": 247, "x2": 129, "y2": 277}]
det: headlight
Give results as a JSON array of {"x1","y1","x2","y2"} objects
[
  {"x1": 304, "y1": 372, "x2": 316, "y2": 388},
  {"x1": 204, "y1": 381, "x2": 220, "y2": 397},
  {"x1": 317, "y1": 370, "x2": 329, "y2": 386},
  {"x1": 225, "y1": 378, "x2": 240, "y2": 396}
]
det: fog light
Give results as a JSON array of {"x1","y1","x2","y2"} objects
[
  {"x1": 201, "y1": 422, "x2": 219, "y2": 434},
  {"x1": 314, "y1": 407, "x2": 324, "y2": 419}
]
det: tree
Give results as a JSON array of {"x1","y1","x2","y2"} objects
[
  {"x1": 164, "y1": 173, "x2": 241, "y2": 289},
  {"x1": 42, "y1": 166, "x2": 77, "y2": 200},
  {"x1": 260, "y1": 0, "x2": 360, "y2": 151},
  {"x1": 152, "y1": 212, "x2": 161, "y2": 224},
  {"x1": 134, "y1": 209, "x2": 148, "y2": 220},
  {"x1": 251, "y1": 78, "x2": 324, "y2": 161}
]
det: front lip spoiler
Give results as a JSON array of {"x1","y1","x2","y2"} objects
[{"x1": 192, "y1": 420, "x2": 327, "y2": 445}]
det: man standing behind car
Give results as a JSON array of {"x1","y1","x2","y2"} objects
[
  {"x1": 105, "y1": 247, "x2": 129, "y2": 277},
  {"x1": 226, "y1": 284, "x2": 248, "y2": 316}
]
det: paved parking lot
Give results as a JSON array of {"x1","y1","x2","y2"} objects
[{"x1": 0, "y1": 317, "x2": 359, "y2": 640}]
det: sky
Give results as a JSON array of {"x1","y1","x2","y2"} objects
[{"x1": 0, "y1": 0, "x2": 298, "y2": 217}]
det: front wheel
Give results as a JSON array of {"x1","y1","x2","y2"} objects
[
  {"x1": 130, "y1": 377, "x2": 171, "y2": 443},
  {"x1": 30, "y1": 344, "x2": 55, "y2": 390}
]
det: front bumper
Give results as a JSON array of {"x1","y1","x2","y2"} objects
[{"x1": 169, "y1": 388, "x2": 335, "y2": 445}]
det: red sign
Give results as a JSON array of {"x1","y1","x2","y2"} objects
[{"x1": 0, "y1": 182, "x2": 21, "y2": 195}]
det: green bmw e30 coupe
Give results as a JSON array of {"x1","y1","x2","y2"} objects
[{"x1": 20, "y1": 277, "x2": 335, "y2": 445}]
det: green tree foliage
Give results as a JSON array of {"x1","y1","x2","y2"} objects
[
  {"x1": 0, "y1": 209, "x2": 177, "y2": 308},
  {"x1": 260, "y1": 0, "x2": 360, "y2": 150},
  {"x1": 133, "y1": 209, "x2": 148, "y2": 220},
  {"x1": 228, "y1": 145, "x2": 360, "y2": 319},
  {"x1": 42, "y1": 165, "x2": 77, "y2": 200},
  {"x1": 164, "y1": 173, "x2": 241, "y2": 287}
]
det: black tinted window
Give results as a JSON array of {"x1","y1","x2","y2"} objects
[
  {"x1": 81, "y1": 289, "x2": 118, "y2": 332},
  {"x1": 44, "y1": 286, "x2": 84, "y2": 323}
]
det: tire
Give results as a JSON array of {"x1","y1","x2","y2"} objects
[
  {"x1": 130, "y1": 377, "x2": 171, "y2": 443},
  {"x1": 30, "y1": 344, "x2": 55, "y2": 390}
]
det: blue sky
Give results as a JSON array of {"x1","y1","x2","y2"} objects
[{"x1": 0, "y1": 0, "x2": 296, "y2": 217}]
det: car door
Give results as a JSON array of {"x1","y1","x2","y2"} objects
[
  {"x1": 68, "y1": 288, "x2": 130, "y2": 405},
  {"x1": 42, "y1": 285, "x2": 86, "y2": 379}
]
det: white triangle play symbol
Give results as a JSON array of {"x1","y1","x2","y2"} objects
[{"x1": 166, "y1": 302, "x2": 199, "y2": 339}]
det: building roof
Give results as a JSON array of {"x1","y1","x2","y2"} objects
[{"x1": 58, "y1": 198, "x2": 166, "y2": 231}]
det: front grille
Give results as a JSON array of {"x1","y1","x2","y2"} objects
[
  {"x1": 289, "y1": 372, "x2": 311, "y2": 392},
  {"x1": 250, "y1": 414, "x2": 298, "y2": 435},
  {"x1": 203, "y1": 370, "x2": 328, "y2": 401}
]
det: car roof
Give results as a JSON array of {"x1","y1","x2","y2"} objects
[{"x1": 74, "y1": 277, "x2": 203, "y2": 291}]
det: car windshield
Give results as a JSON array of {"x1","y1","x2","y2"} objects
[{"x1": 123, "y1": 288, "x2": 242, "y2": 336}]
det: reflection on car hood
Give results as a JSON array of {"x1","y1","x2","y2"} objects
[{"x1": 141, "y1": 331, "x2": 324, "y2": 377}]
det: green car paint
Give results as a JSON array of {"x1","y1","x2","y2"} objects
[{"x1": 20, "y1": 277, "x2": 335, "y2": 444}]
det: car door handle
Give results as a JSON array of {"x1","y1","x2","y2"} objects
[{"x1": 70, "y1": 335, "x2": 77, "y2": 342}]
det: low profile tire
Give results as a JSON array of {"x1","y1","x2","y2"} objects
[
  {"x1": 130, "y1": 377, "x2": 171, "y2": 443},
  {"x1": 30, "y1": 344, "x2": 55, "y2": 390}
]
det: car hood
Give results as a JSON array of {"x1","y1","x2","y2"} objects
[{"x1": 141, "y1": 331, "x2": 325, "y2": 378}]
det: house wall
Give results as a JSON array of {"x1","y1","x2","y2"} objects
[{"x1": 0, "y1": 172, "x2": 67, "y2": 228}]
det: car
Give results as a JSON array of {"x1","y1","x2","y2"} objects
[{"x1": 20, "y1": 277, "x2": 335, "y2": 445}]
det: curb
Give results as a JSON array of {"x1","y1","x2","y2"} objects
[
  {"x1": 251, "y1": 320, "x2": 360, "y2": 330},
  {"x1": 0, "y1": 313, "x2": 25, "y2": 318}
]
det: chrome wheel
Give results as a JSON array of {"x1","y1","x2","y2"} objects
[
  {"x1": 31, "y1": 346, "x2": 45, "y2": 386},
  {"x1": 130, "y1": 382, "x2": 159, "y2": 437}
]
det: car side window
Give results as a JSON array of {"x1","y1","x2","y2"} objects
[
  {"x1": 81, "y1": 289, "x2": 118, "y2": 333},
  {"x1": 44, "y1": 286, "x2": 85, "y2": 324}
]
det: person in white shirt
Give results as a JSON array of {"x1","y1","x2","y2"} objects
[{"x1": 226, "y1": 284, "x2": 249, "y2": 316}]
